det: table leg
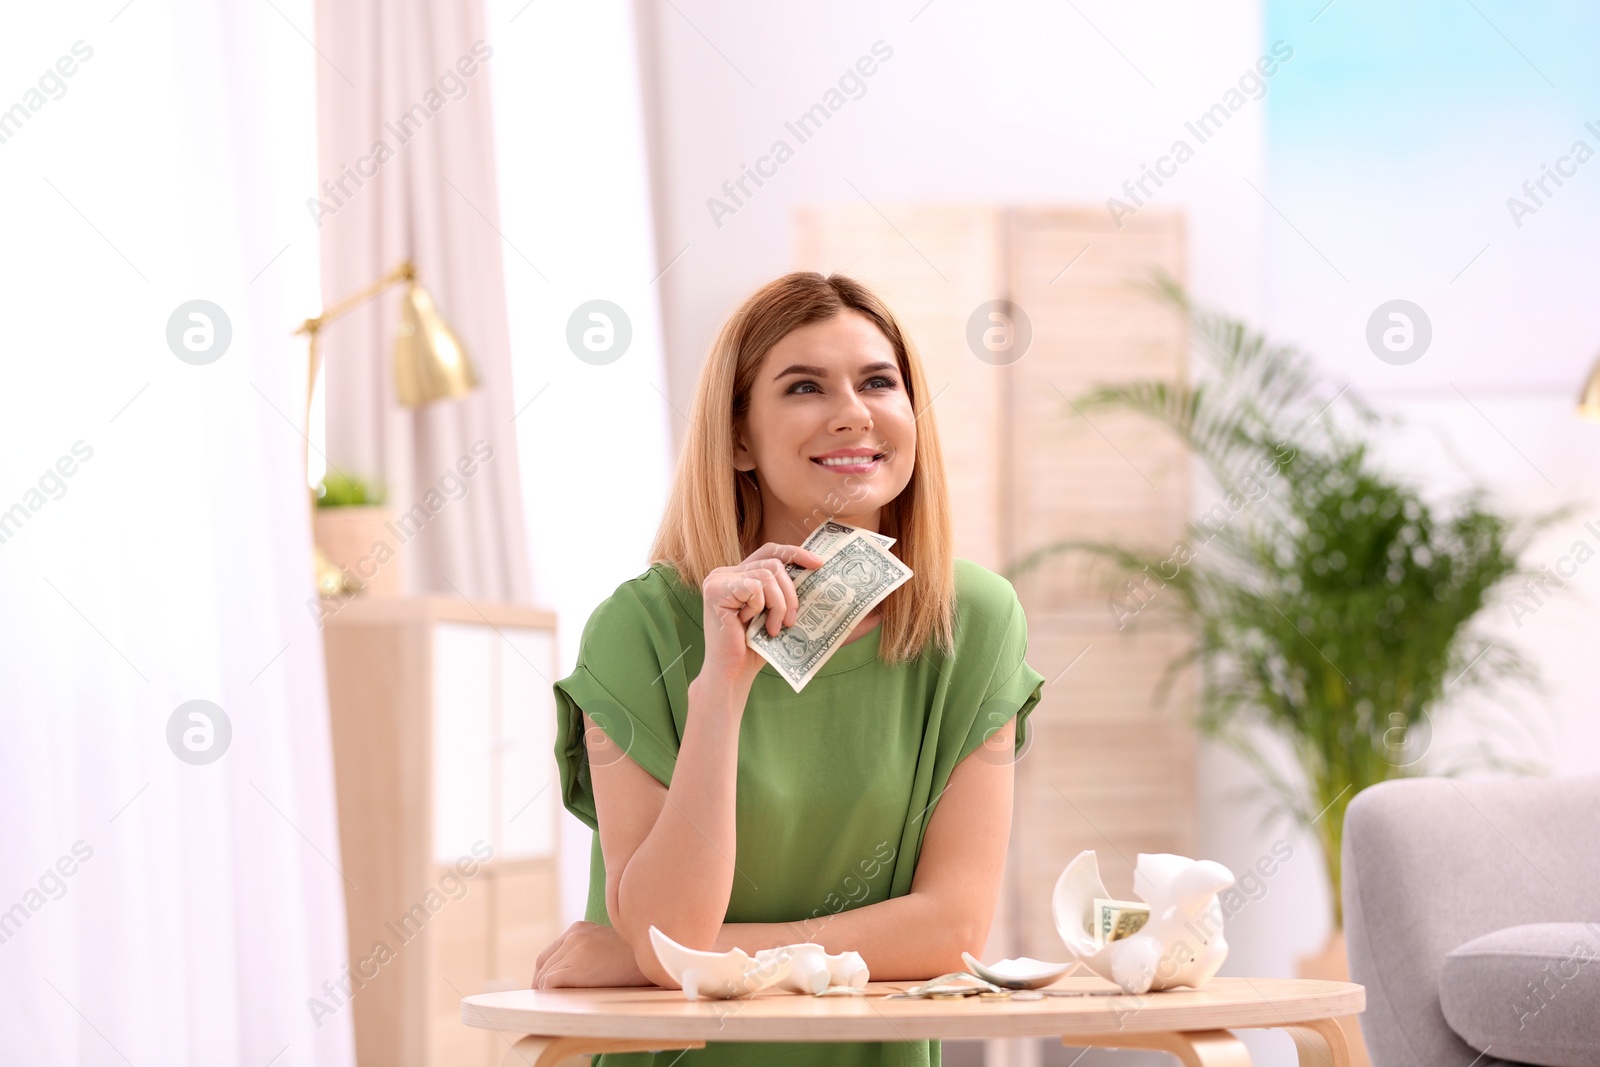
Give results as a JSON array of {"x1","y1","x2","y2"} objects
[
  {"x1": 496, "y1": 1034, "x2": 706, "y2": 1067},
  {"x1": 1065, "y1": 1030, "x2": 1253, "y2": 1066},
  {"x1": 1274, "y1": 1018, "x2": 1351, "y2": 1067}
]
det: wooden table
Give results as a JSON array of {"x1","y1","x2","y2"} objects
[{"x1": 460, "y1": 976, "x2": 1365, "y2": 1066}]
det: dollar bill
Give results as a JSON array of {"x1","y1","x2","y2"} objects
[
  {"x1": 785, "y1": 520, "x2": 895, "y2": 579},
  {"x1": 745, "y1": 529, "x2": 911, "y2": 692},
  {"x1": 759, "y1": 518, "x2": 897, "y2": 611},
  {"x1": 1093, "y1": 897, "x2": 1151, "y2": 944}
]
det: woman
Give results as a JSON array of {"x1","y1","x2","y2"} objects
[{"x1": 537, "y1": 271, "x2": 1046, "y2": 1066}]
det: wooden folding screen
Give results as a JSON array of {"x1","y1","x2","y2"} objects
[{"x1": 793, "y1": 205, "x2": 1196, "y2": 959}]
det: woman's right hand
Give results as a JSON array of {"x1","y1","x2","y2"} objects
[{"x1": 699, "y1": 543, "x2": 826, "y2": 687}]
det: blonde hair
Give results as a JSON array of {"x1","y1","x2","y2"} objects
[{"x1": 648, "y1": 271, "x2": 955, "y2": 664}]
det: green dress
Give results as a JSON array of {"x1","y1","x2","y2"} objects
[{"x1": 552, "y1": 557, "x2": 1046, "y2": 1067}]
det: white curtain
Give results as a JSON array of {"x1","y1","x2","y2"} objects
[
  {"x1": 483, "y1": 0, "x2": 675, "y2": 924},
  {"x1": 0, "y1": 3, "x2": 354, "y2": 1065}
]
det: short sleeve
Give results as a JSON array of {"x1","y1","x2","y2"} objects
[
  {"x1": 552, "y1": 575, "x2": 687, "y2": 834},
  {"x1": 958, "y1": 591, "x2": 1046, "y2": 765}
]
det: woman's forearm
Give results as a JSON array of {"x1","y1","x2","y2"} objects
[
  {"x1": 613, "y1": 673, "x2": 749, "y2": 968},
  {"x1": 709, "y1": 891, "x2": 984, "y2": 982}
]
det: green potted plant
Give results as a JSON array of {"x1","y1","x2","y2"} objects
[
  {"x1": 313, "y1": 471, "x2": 399, "y2": 597},
  {"x1": 1011, "y1": 272, "x2": 1551, "y2": 952}
]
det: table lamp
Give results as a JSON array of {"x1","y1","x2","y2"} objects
[{"x1": 295, "y1": 260, "x2": 478, "y2": 595}]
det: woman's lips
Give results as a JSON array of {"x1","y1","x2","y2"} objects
[{"x1": 811, "y1": 455, "x2": 882, "y2": 474}]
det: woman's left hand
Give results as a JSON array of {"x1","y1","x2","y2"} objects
[{"x1": 532, "y1": 921, "x2": 654, "y2": 989}]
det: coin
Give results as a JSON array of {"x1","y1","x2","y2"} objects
[{"x1": 1010, "y1": 991, "x2": 1044, "y2": 1001}]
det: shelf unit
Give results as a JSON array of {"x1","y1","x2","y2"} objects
[{"x1": 324, "y1": 596, "x2": 562, "y2": 1067}]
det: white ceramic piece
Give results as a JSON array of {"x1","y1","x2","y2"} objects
[
  {"x1": 648, "y1": 926, "x2": 792, "y2": 1000},
  {"x1": 755, "y1": 943, "x2": 870, "y2": 994},
  {"x1": 648, "y1": 928, "x2": 870, "y2": 1000},
  {"x1": 960, "y1": 951, "x2": 1078, "y2": 989},
  {"x1": 835, "y1": 950, "x2": 870, "y2": 989},
  {"x1": 1051, "y1": 849, "x2": 1235, "y2": 996}
]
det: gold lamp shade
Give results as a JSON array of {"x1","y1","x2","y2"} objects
[
  {"x1": 1579, "y1": 351, "x2": 1600, "y2": 422},
  {"x1": 394, "y1": 281, "x2": 478, "y2": 407}
]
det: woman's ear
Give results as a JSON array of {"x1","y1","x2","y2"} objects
[{"x1": 731, "y1": 424, "x2": 755, "y2": 472}]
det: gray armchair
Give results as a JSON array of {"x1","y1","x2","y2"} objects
[{"x1": 1342, "y1": 777, "x2": 1600, "y2": 1067}]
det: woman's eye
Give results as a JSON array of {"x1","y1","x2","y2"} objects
[{"x1": 785, "y1": 375, "x2": 896, "y2": 395}]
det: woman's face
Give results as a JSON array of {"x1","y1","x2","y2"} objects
[{"x1": 733, "y1": 310, "x2": 916, "y2": 541}]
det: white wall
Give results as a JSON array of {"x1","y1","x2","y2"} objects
[{"x1": 635, "y1": 0, "x2": 1270, "y2": 415}]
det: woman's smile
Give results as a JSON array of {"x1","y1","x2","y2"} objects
[{"x1": 811, "y1": 447, "x2": 887, "y2": 474}]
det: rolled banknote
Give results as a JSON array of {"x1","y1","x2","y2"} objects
[
  {"x1": 746, "y1": 529, "x2": 911, "y2": 692},
  {"x1": 1093, "y1": 897, "x2": 1152, "y2": 944}
]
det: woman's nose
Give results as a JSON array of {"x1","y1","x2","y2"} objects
[{"x1": 831, "y1": 390, "x2": 874, "y2": 432}]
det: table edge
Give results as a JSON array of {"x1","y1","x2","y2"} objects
[{"x1": 459, "y1": 983, "x2": 1367, "y2": 1043}]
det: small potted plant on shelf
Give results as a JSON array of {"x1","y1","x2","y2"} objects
[{"x1": 313, "y1": 471, "x2": 399, "y2": 597}]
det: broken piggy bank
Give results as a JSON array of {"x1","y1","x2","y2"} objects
[{"x1": 1051, "y1": 849, "x2": 1235, "y2": 995}]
